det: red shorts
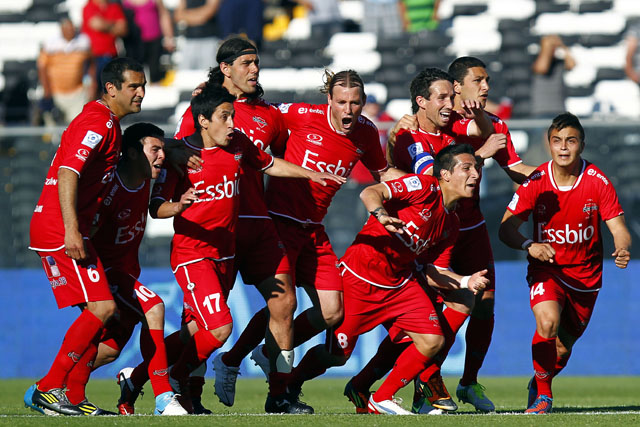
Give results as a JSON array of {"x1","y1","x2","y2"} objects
[
  {"x1": 527, "y1": 269, "x2": 599, "y2": 338},
  {"x1": 174, "y1": 259, "x2": 234, "y2": 331},
  {"x1": 235, "y1": 217, "x2": 291, "y2": 285},
  {"x1": 328, "y1": 266, "x2": 442, "y2": 358},
  {"x1": 36, "y1": 243, "x2": 113, "y2": 309},
  {"x1": 101, "y1": 269, "x2": 165, "y2": 351},
  {"x1": 273, "y1": 217, "x2": 342, "y2": 291},
  {"x1": 450, "y1": 223, "x2": 496, "y2": 292}
]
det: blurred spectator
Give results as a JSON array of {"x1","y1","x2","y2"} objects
[
  {"x1": 362, "y1": 0, "x2": 403, "y2": 37},
  {"x1": 530, "y1": 35, "x2": 575, "y2": 119},
  {"x1": 218, "y1": 0, "x2": 264, "y2": 49},
  {"x1": 121, "y1": 0, "x2": 175, "y2": 83},
  {"x1": 174, "y1": 0, "x2": 221, "y2": 70},
  {"x1": 293, "y1": 0, "x2": 344, "y2": 38},
  {"x1": 37, "y1": 16, "x2": 94, "y2": 125},
  {"x1": 82, "y1": 0, "x2": 128, "y2": 97},
  {"x1": 624, "y1": 20, "x2": 640, "y2": 84},
  {"x1": 399, "y1": 0, "x2": 440, "y2": 33}
]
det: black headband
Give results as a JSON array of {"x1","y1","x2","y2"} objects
[{"x1": 219, "y1": 48, "x2": 258, "y2": 64}]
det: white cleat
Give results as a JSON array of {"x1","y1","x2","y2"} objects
[
  {"x1": 250, "y1": 344, "x2": 271, "y2": 377},
  {"x1": 367, "y1": 395, "x2": 414, "y2": 415},
  {"x1": 155, "y1": 391, "x2": 188, "y2": 416},
  {"x1": 213, "y1": 352, "x2": 240, "y2": 407},
  {"x1": 412, "y1": 400, "x2": 445, "y2": 415}
]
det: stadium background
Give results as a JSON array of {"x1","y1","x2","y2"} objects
[{"x1": 0, "y1": 0, "x2": 639, "y2": 379}]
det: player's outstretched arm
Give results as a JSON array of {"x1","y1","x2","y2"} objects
[
  {"x1": 372, "y1": 166, "x2": 406, "y2": 183},
  {"x1": 360, "y1": 183, "x2": 406, "y2": 234},
  {"x1": 58, "y1": 168, "x2": 87, "y2": 261},
  {"x1": 499, "y1": 210, "x2": 556, "y2": 263},
  {"x1": 459, "y1": 99, "x2": 493, "y2": 138},
  {"x1": 606, "y1": 215, "x2": 632, "y2": 269},
  {"x1": 425, "y1": 265, "x2": 489, "y2": 295},
  {"x1": 505, "y1": 162, "x2": 537, "y2": 185},
  {"x1": 265, "y1": 158, "x2": 346, "y2": 186},
  {"x1": 149, "y1": 188, "x2": 199, "y2": 219}
]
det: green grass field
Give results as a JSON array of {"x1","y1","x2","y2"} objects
[{"x1": 2, "y1": 377, "x2": 639, "y2": 425}]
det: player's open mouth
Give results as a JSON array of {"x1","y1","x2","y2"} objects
[
  {"x1": 248, "y1": 77, "x2": 258, "y2": 85},
  {"x1": 153, "y1": 164, "x2": 162, "y2": 169},
  {"x1": 342, "y1": 117, "x2": 353, "y2": 128},
  {"x1": 440, "y1": 110, "x2": 451, "y2": 121}
]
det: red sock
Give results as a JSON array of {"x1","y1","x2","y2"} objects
[
  {"x1": 419, "y1": 308, "x2": 469, "y2": 382},
  {"x1": 222, "y1": 308, "x2": 268, "y2": 367},
  {"x1": 460, "y1": 315, "x2": 494, "y2": 386},
  {"x1": 531, "y1": 331, "x2": 556, "y2": 398},
  {"x1": 130, "y1": 330, "x2": 184, "y2": 389},
  {"x1": 64, "y1": 333, "x2": 100, "y2": 404},
  {"x1": 141, "y1": 329, "x2": 172, "y2": 396},
  {"x1": 374, "y1": 344, "x2": 430, "y2": 402},
  {"x1": 171, "y1": 329, "x2": 223, "y2": 381},
  {"x1": 38, "y1": 310, "x2": 104, "y2": 391},
  {"x1": 289, "y1": 345, "x2": 329, "y2": 388},
  {"x1": 351, "y1": 336, "x2": 408, "y2": 392},
  {"x1": 189, "y1": 375, "x2": 205, "y2": 399},
  {"x1": 554, "y1": 352, "x2": 570, "y2": 376},
  {"x1": 292, "y1": 309, "x2": 325, "y2": 347}
]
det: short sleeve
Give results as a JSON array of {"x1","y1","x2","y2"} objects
[{"x1": 394, "y1": 130, "x2": 434, "y2": 174}]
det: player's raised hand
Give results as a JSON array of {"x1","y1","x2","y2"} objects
[
  {"x1": 459, "y1": 99, "x2": 485, "y2": 119},
  {"x1": 467, "y1": 269, "x2": 490, "y2": 295},
  {"x1": 527, "y1": 242, "x2": 556, "y2": 263},
  {"x1": 308, "y1": 171, "x2": 347, "y2": 186},
  {"x1": 388, "y1": 114, "x2": 419, "y2": 144},
  {"x1": 612, "y1": 247, "x2": 630, "y2": 269},
  {"x1": 64, "y1": 229, "x2": 88, "y2": 261},
  {"x1": 476, "y1": 133, "x2": 507, "y2": 159}
]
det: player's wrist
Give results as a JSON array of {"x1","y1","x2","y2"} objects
[
  {"x1": 460, "y1": 275, "x2": 470, "y2": 289},
  {"x1": 521, "y1": 239, "x2": 534, "y2": 251},
  {"x1": 369, "y1": 206, "x2": 388, "y2": 220}
]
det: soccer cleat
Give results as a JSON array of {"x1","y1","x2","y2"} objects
[
  {"x1": 411, "y1": 400, "x2": 445, "y2": 415},
  {"x1": 527, "y1": 375, "x2": 537, "y2": 408},
  {"x1": 191, "y1": 397, "x2": 212, "y2": 414},
  {"x1": 343, "y1": 379, "x2": 370, "y2": 414},
  {"x1": 154, "y1": 391, "x2": 188, "y2": 415},
  {"x1": 31, "y1": 387, "x2": 84, "y2": 416},
  {"x1": 213, "y1": 352, "x2": 240, "y2": 407},
  {"x1": 367, "y1": 395, "x2": 414, "y2": 415},
  {"x1": 265, "y1": 392, "x2": 314, "y2": 414},
  {"x1": 169, "y1": 371, "x2": 193, "y2": 414},
  {"x1": 24, "y1": 384, "x2": 57, "y2": 416},
  {"x1": 525, "y1": 394, "x2": 553, "y2": 414},
  {"x1": 456, "y1": 381, "x2": 495, "y2": 412},
  {"x1": 413, "y1": 374, "x2": 458, "y2": 412},
  {"x1": 73, "y1": 400, "x2": 118, "y2": 416},
  {"x1": 116, "y1": 367, "x2": 142, "y2": 415},
  {"x1": 250, "y1": 344, "x2": 271, "y2": 377}
]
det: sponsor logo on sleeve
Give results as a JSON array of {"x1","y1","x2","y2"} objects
[
  {"x1": 75, "y1": 148, "x2": 91, "y2": 162},
  {"x1": 587, "y1": 168, "x2": 609, "y2": 185},
  {"x1": 81, "y1": 130, "x2": 103, "y2": 149},
  {"x1": 407, "y1": 143, "x2": 424, "y2": 158},
  {"x1": 403, "y1": 176, "x2": 423, "y2": 192},
  {"x1": 508, "y1": 193, "x2": 519, "y2": 210},
  {"x1": 278, "y1": 103, "x2": 292, "y2": 114}
]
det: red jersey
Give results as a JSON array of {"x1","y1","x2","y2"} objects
[
  {"x1": 174, "y1": 98, "x2": 288, "y2": 218},
  {"x1": 393, "y1": 128, "x2": 456, "y2": 175},
  {"x1": 151, "y1": 131, "x2": 274, "y2": 270},
  {"x1": 453, "y1": 111, "x2": 523, "y2": 229},
  {"x1": 91, "y1": 172, "x2": 150, "y2": 278},
  {"x1": 340, "y1": 174, "x2": 458, "y2": 289},
  {"x1": 82, "y1": 0, "x2": 126, "y2": 57},
  {"x1": 507, "y1": 159, "x2": 623, "y2": 291},
  {"x1": 30, "y1": 100, "x2": 122, "y2": 250},
  {"x1": 266, "y1": 103, "x2": 388, "y2": 223}
]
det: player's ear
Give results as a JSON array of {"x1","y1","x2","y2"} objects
[
  {"x1": 220, "y1": 62, "x2": 231, "y2": 78},
  {"x1": 453, "y1": 80, "x2": 462, "y2": 95},
  {"x1": 416, "y1": 95, "x2": 427, "y2": 109}
]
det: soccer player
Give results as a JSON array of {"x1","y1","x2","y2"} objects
[
  {"x1": 25, "y1": 57, "x2": 146, "y2": 416},
  {"x1": 172, "y1": 37, "x2": 299, "y2": 413},
  {"x1": 150, "y1": 83, "x2": 344, "y2": 414},
  {"x1": 499, "y1": 113, "x2": 631, "y2": 414},
  {"x1": 87, "y1": 123, "x2": 187, "y2": 415},
  {"x1": 282, "y1": 144, "x2": 489, "y2": 415}
]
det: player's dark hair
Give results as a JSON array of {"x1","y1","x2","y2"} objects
[
  {"x1": 433, "y1": 143, "x2": 475, "y2": 179},
  {"x1": 207, "y1": 36, "x2": 263, "y2": 99},
  {"x1": 191, "y1": 83, "x2": 236, "y2": 130},
  {"x1": 410, "y1": 68, "x2": 454, "y2": 114},
  {"x1": 547, "y1": 112, "x2": 585, "y2": 142},
  {"x1": 447, "y1": 57, "x2": 486, "y2": 84},
  {"x1": 122, "y1": 123, "x2": 164, "y2": 156},
  {"x1": 320, "y1": 69, "x2": 366, "y2": 101},
  {"x1": 101, "y1": 57, "x2": 144, "y2": 93}
]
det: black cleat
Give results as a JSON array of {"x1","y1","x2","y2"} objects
[
  {"x1": 191, "y1": 397, "x2": 212, "y2": 415},
  {"x1": 73, "y1": 400, "x2": 118, "y2": 416},
  {"x1": 265, "y1": 393, "x2": 314, "y2": 414},
  {"x1": 31, "y1": 387, "x2": 84, "y2": 416}
]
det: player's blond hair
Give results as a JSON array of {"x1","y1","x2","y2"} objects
[{"x1": 321, "y1": 69, "x2": 366, "y2": 100}]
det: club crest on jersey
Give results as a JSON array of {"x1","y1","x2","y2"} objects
[
  {"x1": 234, "y1": 152, "x2": 243, "y2": 162},
  {"x1": 81, "y1": 130, "x2": 103, "y2": 149},
  {"x1": 117, "y1": 209, "x2": 132, "y2": 220},
  {"x1": 403, "y1": 176, "x2": 422, "y2": 192},
  {"x1": 253, "y1": 116, "x2": 267, "y2": 129},
  {"x1": 583, "y1": 200, "x2": 598, "y2": 218},
  {"x1": 306, "y1": 133, "x2": 323, "y2": 146}
]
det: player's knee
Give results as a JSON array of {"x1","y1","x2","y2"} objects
[
  {"x1": 537, "y1": 317, "x2": 559, "y2": 337},
  {"x1": 144, "y1": 303, "x2": 165, "y2": 329},
  {"x1": 88, "y1": 299, "x2": 118, "y2": 323},
  {"x1": 269, "y1": 289, "x2": 297, "y2": 321},
  {"x1": 323, "y1": 306, "x2": 343, "y2": 327},
  {"x1": 94, "y1": 343, "x2": 120, "y2": 368},
  {"x1": 212, "y1": 322, "x2": 233, "y2": 343},
  {"x1": 414, "y1": 334, "x2": 445, "y2": 357}
]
